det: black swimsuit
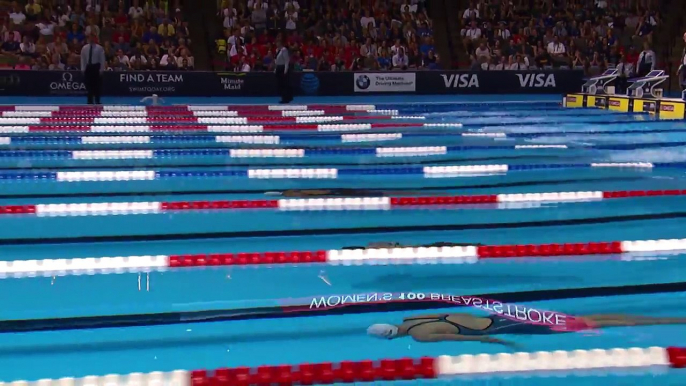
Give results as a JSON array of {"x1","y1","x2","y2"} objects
[
  {"x1": 308, "y1": 189, "x2": 386, "y2": 197},
  {"x1": 404, "y1": 314, "x2": 559, "y2": 336}
]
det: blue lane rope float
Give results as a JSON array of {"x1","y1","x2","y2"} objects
[{"x1": 0, "y1": 162, "x2": 671, "y2": 181}]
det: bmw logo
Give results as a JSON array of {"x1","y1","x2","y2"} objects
[
  {"x1": 300, "y1": 73, "x2": 320, "y2": 95},
  {"x1": 356, "y1": 75, "x2": 371, "y2": 90}
]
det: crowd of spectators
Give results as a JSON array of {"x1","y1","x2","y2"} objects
[
  {"x1": 460, "y1": 0, "x2": 660, "y2": 76},
  {"x1": 0, "y1": 0, "x2": 194, "y2": 71},
  {"x1": 214, "y1": 0, "x2": 440, "y2": 72}
]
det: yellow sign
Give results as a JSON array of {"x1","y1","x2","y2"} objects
[
  {"x1": 587, "y1": 95, "x2": 606, "y2": 109},
  {"x1": 607, "y1": 97, "x2": 629, "y2": 112},
  {"x1": 658, "y1": 102, "x2": 686, "y2": 120},
  {"x1": 564, "y1": 94, "x2": 584, "y2": 108},
  {"x1": 632, "y1": 99, "x2": 652, "y2": 113}
]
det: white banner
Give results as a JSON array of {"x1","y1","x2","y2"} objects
[{"x1": 354, "y1": 72, "x2": 416, "y2": 93}]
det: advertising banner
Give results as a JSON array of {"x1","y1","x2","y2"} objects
[
  {"x1": 0, "y1": 70, "x2": 582, "y2": 97},
  {"x1": 353, "y1": 72, "x2": 416, "y2": 93}
]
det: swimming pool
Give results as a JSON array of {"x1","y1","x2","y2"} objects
[{"x1": 0, "y1": 94, "x2": 685, "y2": 385}]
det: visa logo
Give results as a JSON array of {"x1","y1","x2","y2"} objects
[
  {"x1": 516, "y1": 73, "x2": 556, "y2": 88},
  {"x1": 441, "y1": 74, "x2": 479, "y2": 88}
]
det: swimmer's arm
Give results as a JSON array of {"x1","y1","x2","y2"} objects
[
  {"x1": 403, "y1": 314, "x2": 457, "y2": 321},
  {"x1": 412, "y1": 333, "x2": 518, "y2": 347}
]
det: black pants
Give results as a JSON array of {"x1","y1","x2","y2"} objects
[
  {"x1": 616, "y1": 76, "x2": 628, "y2": 94},
  {"x1": 84, "y1": 64, "x2": 102, "y2": 104},
  {"x1": 275, "y1": 65, "x2": 292, "y2": 103},
  {"x1": 637, "y1": 63, "x2": 652, "y2": 78}
]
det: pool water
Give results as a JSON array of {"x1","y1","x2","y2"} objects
[{"x1": 0, "y1": 95, "x2": 685, "y2": 385}]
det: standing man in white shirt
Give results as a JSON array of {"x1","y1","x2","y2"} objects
[
  {"x1": 678, "y1": 32, "x2": 686, "y2": 90},
  {"x1": 636, "y1": 42, "x2": 655, "y2": 77},
  {"x1": 274, "y1": 37, "x2": 292, "y2": 104},
  {"x1": 615, "y1": 55, "x2": 634, "y2": 94},
  {"x1": 80, "y1": 33, "x2": 106, "y2": 104}
]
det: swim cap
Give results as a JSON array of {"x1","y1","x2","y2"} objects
[{"x1": 367, "y1": 324, "x2": 399, "y2": 339}]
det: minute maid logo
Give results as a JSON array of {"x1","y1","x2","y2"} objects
[
  {"x1": 217, "y1": 72, "x2": 245, "y2": 91},
  {"x1": 300, "y1": 73, "x2": 320, "y2": 95}
]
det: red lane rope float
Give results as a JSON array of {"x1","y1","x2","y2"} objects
[
  {"x1": 4, "y1": 189, "x2": 684, "y2": 218},
  {"x1": 6, "y1": 347, "x2": 684, "y2": 386},
  {"x1": 18, "y1": 123, "x2": 459, "y2": 132},
  {"x1": 0, "y1": 104, "x2": 379, "y2": 111},
  {"x1": 20, "y1": 110, "x2": 392, "y2": 117}
]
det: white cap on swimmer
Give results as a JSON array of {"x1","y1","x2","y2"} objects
[{"x1": 367, "y1": 324, "x2": 399, "y2": 339}]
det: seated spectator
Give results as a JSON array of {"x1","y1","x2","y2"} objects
[
  {"x1": 67, "y1": 23, "x2": 85, "y2": 44},
  {"x1": 462, "y1": 2, "x2": 478, "y2": 20},
  {"x1": 25, "y1": 0, "x2": 41, "y2": 16},
  {"x1": 115, "y1": 49, "x2": 130, "y2": 66},
  {"x1": 9, "y1": 3, "x2": 26, "y2": 25},
  {"x1": 2, "y1": 35, "x2": 20, "y2": 56},
  {"x1": 546, "y1": 35, "x2": 568, "y2": 67},
  {"x1": 148, "y1": 57, "x2": 159, "y2": 70},
  {"x1": 177, "y1": 48, "x2": 194, "y2": 69},
  {"x1": 102, "y1": 41, "x2": 115, "y2": 61},
  {"x1": 129, "y1": 0, "x2": 144, "y2": 20},
  {"x1": 159, "y1": 48, "x2": 177, "y2": 69},
  {"x1": 19, "y1": 36, "x2": 35, "y2": 57},
  {"x1": 392, "y1": 47, "x2": 409, "y2": 70},
  {"x1": 178, "y1": 57, "x2": 191, "y2": 70},
  {"x1": 462, "y1": 21, "x2": 481, "y2": 52},
  {"x1": 49, "y1": 54, "x2": 65, "y2": 70},
  {"x1": 424, "y1": 50, "x2": 439, "y2": 69},
  {"x1": 84, "y1": 19, "x2": 100, "y2": 39},
  {"x1": 474, "y1": 41, "x2": 490, "y2": 61},
  {"x1": 158, "y1": 19, "x2": 175, "y2": 38},
  {"x1": 142, "y1": 27, "x2": 162, "y2": 45},
  {"x1": 14, "y1": 57, "x2": 30, "y2": 69},
  {"x1": 146, "y1": 39, "x2": 161, "y2": 59}
]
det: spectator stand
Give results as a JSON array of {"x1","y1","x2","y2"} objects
[
  {"x1": 456, "y1": 0, "x2": 662, "y2": 77},
  {"x1": 0, "y1": 0, "x2": 193, "y2": 71},
  {"x1": 213, "y1": 0, "x2": 441, "y2": 73}
]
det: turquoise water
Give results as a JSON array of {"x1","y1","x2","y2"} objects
[{"x1": 0, "y1": 95, "x2": 685, "y2": 384}]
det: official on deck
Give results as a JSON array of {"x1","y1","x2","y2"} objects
[
  {"x1": 274, "y1": 37, "x2": 293, "y2": 104},
  {"x1": 80, "y1": 33, "x2": 106, "y2": 104}
]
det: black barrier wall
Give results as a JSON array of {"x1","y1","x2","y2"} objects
[{"x1": 0, "y1": 70, "x2": 583, "y2": 97}]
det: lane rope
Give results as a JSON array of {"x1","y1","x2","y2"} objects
[
  {"x1": 0, "y1": 238, "x2": 685, "y2": 277},
  {"x1": 0, "y1": 189, "x2": 683, "y2": 216}
]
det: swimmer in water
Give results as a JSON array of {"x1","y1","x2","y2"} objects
[
  {"x1": 368, "y1": 313, "x2": 686, "y2": 347},
  {"x1": 342, "y1": 242, "x2": 484, "y2": 250},
  {"x1": 267, "y1": 189, "x2": 431, "y2": 198}
]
